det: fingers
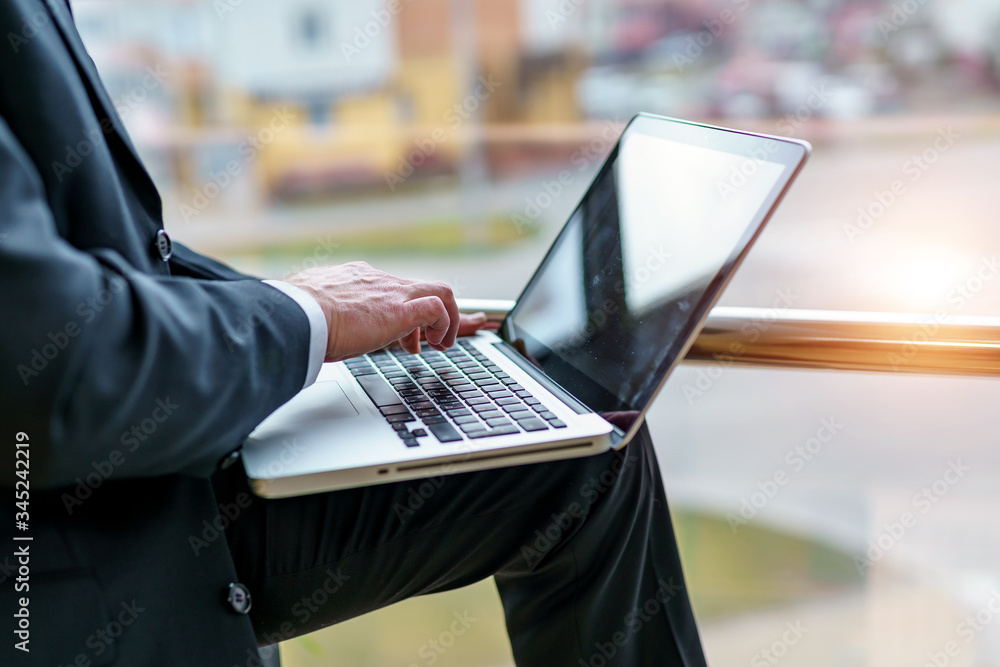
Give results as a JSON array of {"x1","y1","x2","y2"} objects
[
  {"x1": 406, "y1": 281, "x2": 460, "y2": 349},
  {"x1": 404, "y1": 296, "x2": 451, "y2": 349},
  {"x1": 399, "y1": 328, "x2": 422, "y2": 354},
  {"x1": 440, "y1": 291, "x2": 461, "y2": 348}
]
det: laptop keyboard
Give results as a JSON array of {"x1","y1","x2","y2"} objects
[{"x1": 343, "y1": 339, "x2": 567, "y2": 447}]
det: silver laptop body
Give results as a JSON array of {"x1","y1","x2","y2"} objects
[{"x1": 242, "y1": 113, "x2": 810, "y2": 498}]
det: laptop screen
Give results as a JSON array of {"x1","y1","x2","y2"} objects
[{"x1": 501, "y1": 115, "x2": 808, "y2": 414}]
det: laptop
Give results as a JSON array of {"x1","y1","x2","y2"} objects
[{"x1": 242, "y1": 113, "x2": 810, "y2": 498}]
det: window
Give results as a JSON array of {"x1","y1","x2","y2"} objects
[{"x1": 297, "y1": 7, "x2": 328, "y2": 51}]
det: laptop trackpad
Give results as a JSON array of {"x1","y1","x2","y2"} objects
[{"x1": 250, "y1": 380, "x2": 360, "y2": 439}]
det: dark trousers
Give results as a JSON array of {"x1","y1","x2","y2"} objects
[{"x1": 213, "y1": 424, "x2": 707, "y2": 666}]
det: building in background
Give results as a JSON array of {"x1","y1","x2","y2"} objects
[{"x1": 71, "y1": 0, "x2": 1000, "y2": 212}]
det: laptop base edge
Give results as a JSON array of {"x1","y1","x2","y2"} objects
[{"x1": 248, "y1": 433, "x2": 613, "y2": 499}]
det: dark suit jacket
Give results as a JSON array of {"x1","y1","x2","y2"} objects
[{"x1": 0, "y1": 0, "x2": 311, "y2": 663}]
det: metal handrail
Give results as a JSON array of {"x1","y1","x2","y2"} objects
[{"x1": 456, "y1": 299, "x2": 1000, "y2": 378}]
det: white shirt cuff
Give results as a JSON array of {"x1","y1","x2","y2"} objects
[{"x1": 263, "y1": 280, "x2": 327, "y2": 389}]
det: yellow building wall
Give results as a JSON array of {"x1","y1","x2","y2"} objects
[{"x1": 393, "y1": 56, "x2": 464, "y2": 164}]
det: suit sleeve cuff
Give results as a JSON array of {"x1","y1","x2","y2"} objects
[{"x1": 262, "y1": 280, "x2": 327, "y2": 388}]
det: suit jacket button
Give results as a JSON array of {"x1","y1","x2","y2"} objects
[
  {"x1": 218, "y1": 449, "x2": 241, "y2": 470},
  {"x1": 227, "y1": 583, "x2": 252, "y2": 614},
  {"x1": 155, "y1": 229, "x2": 172, "y2": 261}
]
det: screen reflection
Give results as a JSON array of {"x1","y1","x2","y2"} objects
[{"x1": 506, "y1": 126, "x2": 788, "y2": 413}]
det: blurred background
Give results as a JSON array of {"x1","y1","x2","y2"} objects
[{"x1": 74, "y1": 0, "x2": 1000, "y2": 664}]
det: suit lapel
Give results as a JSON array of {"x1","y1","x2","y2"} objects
[{"x1": 41, "y1": 0, "x2": 154, "y2": 189}]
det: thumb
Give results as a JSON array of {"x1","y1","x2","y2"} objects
[{"x1": 457, "y1": 311, "x2": 488, "y2": 337}]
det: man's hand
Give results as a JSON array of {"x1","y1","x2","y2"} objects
[{"x1": 284, "y1": 262, "x2": 487, "y2": 361}]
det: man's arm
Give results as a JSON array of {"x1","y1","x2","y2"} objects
[
  {"x1": 166, "y1": 242, "x2": 331, "y2": 387},
  {"x1": 0, "y1": 116, "x2": 312, "y2": 489},
  {"x1": 167, "y1": 240, "x2": 256, "y2": 282},
  {"x1": 0, "y1": 113, "x2": 472, "y2": 490}
]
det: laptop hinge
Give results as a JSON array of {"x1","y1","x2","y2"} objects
[{"x1": 491, "y1": 341, "x2": 591, "y2": 415}]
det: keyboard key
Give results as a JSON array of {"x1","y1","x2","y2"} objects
[
  {"x1": 350, "y1": 368, "x2": 378, "y2": 376},
  {"x1": 391, "y1": 422, "x2": 410, "y2": 432},
  {"x1": 539, "y1": 411, "x2": 557, "y2": 420},
  {"x1": 485, "y1": 390, "x2": 512, "y2": 399},
  {"x1": 423, "y1": 415, "x2": 449, "y2": 424},
  {"x1": 453, "y1": 415, "x2": 479, "y2": 424},
  {"x1": 412, "y1": 401, "x2": 435, "y2": 411},
  {"x1": 496, "y1": 397, "x2": 520, "y2": 406},
  {"x1": 467, "y1": 372, "x2": 492, "y2": 381},
  {"x1": 458, "y1": 390, "x2": 484, "y2": 400},
  {"x1": 445, "y1": 407, "x2": 472, "y2": 417},
  {"x1": 471, "y1": 403, "x2": 497, "y2": 413},
  {"x1": 474, "y1": 379, "x2": 500, "y2": 388},
  {"x1": 477, "y1": 410, "x2": 503, "y2": 420},
  {"x1": 379, "y1": 405, "x2": 410, "y2": 416},
  {"x1": 485, "y1": 417, "x2": 512, "y2": 428},
  {"x1": 549, "y1": 419, "x2": 567, "y2": 428},
  {"x1": 530, "y1": 404, "x2": 547, "y2": 413},
  {"x1": 501, "y1": 403, "x2": 527, "y2": 413},
  {"x1": 411, "y1": 428, "x2": 427, "y2": 438},
  {"x1": 524, "y1": 397, "x2": 540, "y2": 405},
  {"x1": 428, "y1": 421, "x2": 463, "y2": 442},
  {"x1": 469, "y1": 425, "x2": 520, "y2": 438},
  {"x1": 402, "y1": 438, "x2": 420, "y2": 448},
  {"x1": 466, "y1": 397, "x2": 491, "y2": 406},
  {"x1": 519, "y1": 418, "x2": 548, "y2": 431},
  {"x1": 510, "y1": 411, "x2": 535, "y2": 421},
  {"x1": 386, "y1": 413, "x2": 415, "y2": 423},
  {"x1": 501, "y1": 378, "x2": 519, "y2": 386},
  {"x1": 416, "y1": 408, "x2": 441, "y2": 418},
  {"x1": 357, "y1": 373, "x2": 404, "y2": 407},
  {"x1": 459, "y1": 422, "x2": 487, "y2": 433}
]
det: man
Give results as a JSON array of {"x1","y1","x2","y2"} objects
[{"x1": 0, "y1": 0, "x2": 707, "y2": 664}]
